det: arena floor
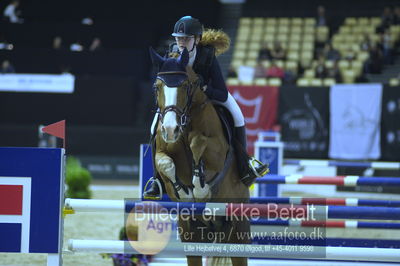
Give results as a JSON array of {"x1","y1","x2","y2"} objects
[{"x1": 1, "y1": 181, "x2": 399, "y2": 266}]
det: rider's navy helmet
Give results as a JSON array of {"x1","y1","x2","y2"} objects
[{"x1": 172, "y1": 16, "x2": 203, "y2": 37}]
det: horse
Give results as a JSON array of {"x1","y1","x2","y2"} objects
[{"x1": 149, "y1": 47, "x2": 250, "y2": 266}]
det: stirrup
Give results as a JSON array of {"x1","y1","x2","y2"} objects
[
  {"x1": 249, "y1": 157, "x2": 269, "y2": 177},
  {"x1": 143, "y1": 177, "x2": 163, "y2": 200}
]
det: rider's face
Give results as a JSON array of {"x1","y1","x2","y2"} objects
[{"x1": 175, "y1": 36, "x2": 195, "y2": 52}]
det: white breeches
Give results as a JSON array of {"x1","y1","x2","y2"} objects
[
  {"x1": 218, "y1": 92, "x2": 245, "y2": 127},
  {"x1": 150, "y1": 92, "x2": 245, "y2": 134}
]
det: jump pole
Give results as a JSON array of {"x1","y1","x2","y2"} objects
[
  {"x1": 252, "y1": 219, "x2": 400, "y2": 229},
  {"x1": 65, "y1": 199, "x2": 400, "y2": 220},
  {"x1": 256, "y1": 175, "x2": 400, "y2": 186},
  {"x1": 284, "y1": 159, "x2": 400, "y2": 170},
  {"x1": 250, "y1": 196, "x2": 400, "y2": 207},
  {"x1": 67, "y1": 239, "x2": 400, "y2": 262}
]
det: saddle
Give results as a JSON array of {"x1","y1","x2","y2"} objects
[
  {"x1": 213, "y1": 104, "x2": 234, "y2": 146},
  {"x1": 205, "y1": 104, "x2": 251, "y2": 190},
  {"x1": 213, "y1": 104, "x2": 254, "y2": 186}
]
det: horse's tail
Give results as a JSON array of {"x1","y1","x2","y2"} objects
[{"x1": 200, "y1": 29, "x2": 230, "y2": 56}]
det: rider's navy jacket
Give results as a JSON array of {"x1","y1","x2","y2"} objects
[
  {"x1": 164, "y1": 43, "x2": 228, "y2": 103},
  {"x1": 192, "y1": 45, "x2": 228, "y2": 102}
]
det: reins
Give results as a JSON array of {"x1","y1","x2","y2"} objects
[{"x1": 155, "y1": 71, "x2": 202, "y2": 133}]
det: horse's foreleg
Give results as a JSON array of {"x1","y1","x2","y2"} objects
[
  {"x1": 189, "y1": 134, "x2": 211, "y2": 200},
  {"x1": 155, "y1": 152, "x2": 193, "y2": 200},
  {"x1": 187, "y1": 256, "x2": 202, "y2": 266},
  {"x1": 189, "y1": 133, "x2": 208, "y2": 165}
]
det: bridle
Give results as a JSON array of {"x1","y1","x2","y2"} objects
[{"x1": 155, "y1": 71, "x2": 199, "y2": 133}]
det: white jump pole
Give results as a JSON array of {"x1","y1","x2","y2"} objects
[
  {"x1": 68, "y1": 239, "x2": 400, "y2": 262},
  {"x1": 64, "y1": 198, "x2": 124, "y2": 212}
]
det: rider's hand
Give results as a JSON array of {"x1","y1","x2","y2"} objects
[{"x1": 202, "y1": 85, "x2": 208, "y2": 92}]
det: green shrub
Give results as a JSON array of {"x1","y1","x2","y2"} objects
[{"x1": 65, "y1": 156, "x2": 92, "y2": 199}]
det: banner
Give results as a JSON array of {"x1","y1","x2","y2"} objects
[
  {"x1": 0, "y1": 74, "x2": 75, "y2": 93},
  {"x1": 228, "y1": 85, "x2": 279, "y2": 155},
  {"x1": 381, "y1": 85, "x2": 400, "y2": 161},
  {"x1": 329, "y1": 84, "x2": 382, "y2": 160},
  {"x1": 279, "y1": 86, "x2": 329, "y2": 158},
  {"x1": 0, "y1": 147, "x2": 64, "y2": 253}
]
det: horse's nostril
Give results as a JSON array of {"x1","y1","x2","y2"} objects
[{"x1": 174, "y1": 127, "x2": 180, "y2": 138}]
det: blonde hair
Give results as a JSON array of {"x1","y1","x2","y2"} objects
[{"x1": 199, "y1": 29, "x2": 230, "y2": 56}]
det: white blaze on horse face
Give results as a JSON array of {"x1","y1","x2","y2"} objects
[{"x1": 162, "y1": 85, "x2": 179, "y2": 143}]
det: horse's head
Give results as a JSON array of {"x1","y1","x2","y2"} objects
[{"x1": 150, "y1": 47, "x2": 195, "y2": 143}]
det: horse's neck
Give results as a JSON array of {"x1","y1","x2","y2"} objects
[{"x1": 190, "y1": 88, "x2": 209, "y2": 115}]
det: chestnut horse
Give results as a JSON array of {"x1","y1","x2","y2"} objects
[{"x1": 149, "y1": 47, "x2": 250, "y2": 266}]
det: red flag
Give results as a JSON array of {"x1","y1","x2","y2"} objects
[{"x1": 42, "y1": 120, "x2": 66, "y2": 147}]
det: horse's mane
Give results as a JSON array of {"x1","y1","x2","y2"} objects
[
  {"x1": 185, "y1": 66, "x2": 198, "y2": 83},
  {"x1": 200, "y1": 29, "x2": 230, "y2": 56}
]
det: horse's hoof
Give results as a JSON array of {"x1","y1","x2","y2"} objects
[
  {"x1": 177, "y1": 188, "x2": 193, "y2": 200},
  {"x1": 193, "y1": 184, "x2": 210, "y2": 200},
  {"x1": 193, "y1": 175, "x2": 210, "y2": 199}
]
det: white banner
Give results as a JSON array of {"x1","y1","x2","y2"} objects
[
  {"x1": 0, "y1": 74, "x2": 75, "y2": 93},
  {"x1": 329, "y1": 83, "x2": 382, "y2": 159},
  {"x1": 237, "y1": 66, "x2": 255, "y2": 83}
]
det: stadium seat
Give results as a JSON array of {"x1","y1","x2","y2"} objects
[
  {"x1": 287, "y1": 51, "x2": 300, "y2": 61},
  {"x1": 253, "y1": 17, "x2": 264, "y2": 26},
  {"x1": 255, "y1": 78, "x2": 268, "y2": 86},
  {"x1": 342, "y1": 69, "x2": 357, "y2": 83},
  {"x1": 249, "y1": 43, "x2": 261, "y2": 51},
  {"x1": 323, "y1": 78, "x2": 336, "y2": 86},
  {"x1": 304, "y1": 18, "x2": 316, "y2": 26},
  {"x1": 233, "y1": 50, "x2": 246, "y2": 60},
  {"x1": 310, "y1": 79, "x2": 323, "y2": 86},
  {"x1": 244, "y1": 59, "x2": 257, "y2": 67},
  {"x1": 227, "y1": 78, "x2": 240, "y2": 86},
  {"x1": 389, "y1": 78, "x2": 400, "y2": 87},
  {"x1": 240, "y1": 80, "x2": 253, "y2": 86},
  {"x1": 325, "y1": 60, "x2": 335, "y2": 69},
  {"x1": 268, "y1": 78, "x2": 282, "y2": 86},
  {"x1": 239, "y1": 18, "x2": 251, "y2": 26},
  {"x1": 261, "y1": 60, "x2": 271, "y2": 68},
  {"x1": 304, "y1": 69, "x2": 315, "y2": 78},
  {"x1": 266, "y1": 18, "x2": 278, "y2": 25},
  {"x1": 247, "y1": 51, "x2": 259, "y2": 59},
  {"x1": 297, "y1": 78, "x2": 310, "y2": 86},
  {"x1": 231, "y1": 59, "x2": 243, "y2": 70},
  {"x1": 291, "y1": 18, "x2": 303, "y2": 26},
  {"x1": 285, "y1": 61, "x2": 298, "y2": 73},
  {"x1": 344, "y1": 17, "x2": 357, "y2": 26},
  {"x1": 338, "y1": 60, "x2": 350, "y2": 71}
]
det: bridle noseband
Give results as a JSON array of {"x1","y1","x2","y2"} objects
[{"x1": 155, "y1": 71, "x2": 198, "y2": 133}]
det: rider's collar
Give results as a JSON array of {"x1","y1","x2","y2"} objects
[{"x1": 188, "y1": 47, "x2": 196, "y2": 67}]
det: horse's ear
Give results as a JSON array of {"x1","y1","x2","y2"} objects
[
  {"x1": 177, "y1": 48, "x2": 189, "y2": 67},
  {"x1": 149, "y1": 47, "x2": 165, "y2": 67}
]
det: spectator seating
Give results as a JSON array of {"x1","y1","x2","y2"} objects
[
  {"x1": 231, "y1": 17, "x2": 326, "y2": 86},
  {"x1": 230, "y1": 16, "x2": 400, "y2": 87}
]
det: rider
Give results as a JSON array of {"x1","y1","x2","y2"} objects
[{"x1": 144, "y1": 16, "x2": 269, "y2": 199}]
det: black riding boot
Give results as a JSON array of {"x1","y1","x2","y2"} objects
[
  {"x1": 143, "y1": 137, "x2": 164, "y2": 199},
  {"x1": 234, "y1": 126, "x2": 269, "y2": 184},
  {"x1": 143, "y1": 177, "x2": 162, "y2": 199}
]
